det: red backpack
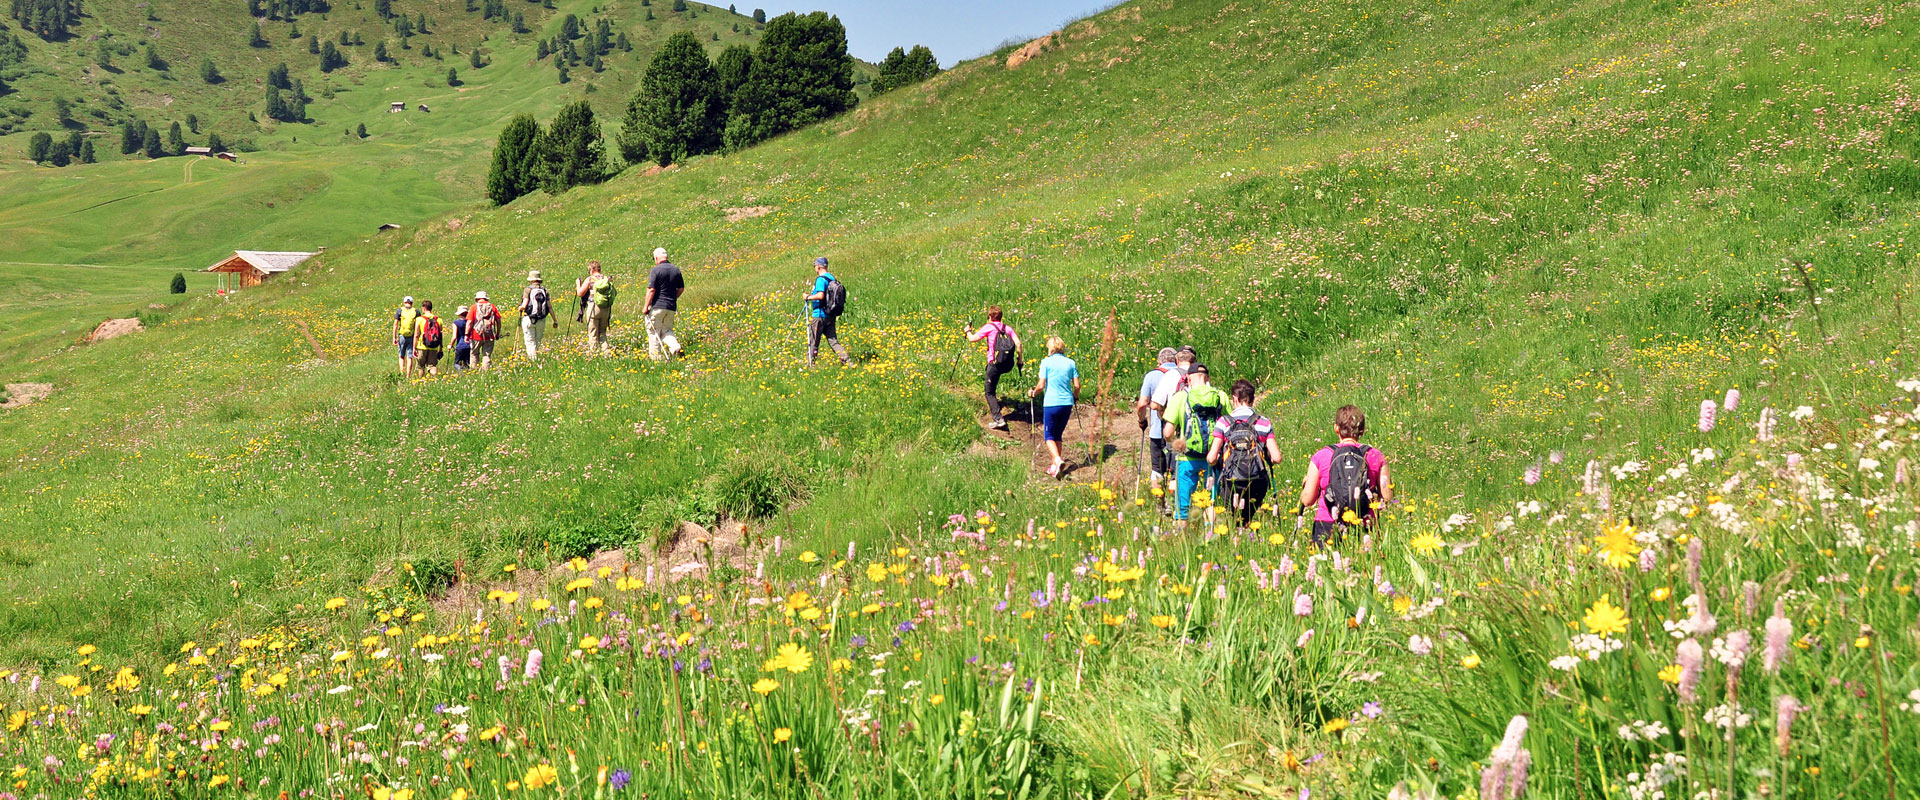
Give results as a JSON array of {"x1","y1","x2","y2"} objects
[
  {"x1": 472, "y1": 301, "x2": 499, "y2": 341},
  {"x1": 420, "y1": 315, "x2": 444, "y2": 350}
]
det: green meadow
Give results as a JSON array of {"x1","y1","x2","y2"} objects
[{"x1": 1, "y1": 0, "x2": 1918, "y2": 796}]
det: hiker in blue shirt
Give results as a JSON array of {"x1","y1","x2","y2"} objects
[
  {"x1": 803, "y1": 257, "x2": 852, "y2": 368},
  {"x1": 1028, "y1": 336, "x2": 1081, "y2": 479}
]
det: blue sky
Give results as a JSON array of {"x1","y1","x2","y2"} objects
[{"x1": 730, "y1": 1, "x2": 1117, "y2": 67}]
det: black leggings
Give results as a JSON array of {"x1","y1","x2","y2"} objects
[
  {"x1": 1222, "y1": 476, "x2": 1270, "y2": 525},
  {"x1": 983, "y1": 352, "x2": 1016, "y2": 420}
]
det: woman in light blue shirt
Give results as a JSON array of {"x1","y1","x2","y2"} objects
[{"x1": 1028, "y1": 336, "x2": 1081, "y2": 479}]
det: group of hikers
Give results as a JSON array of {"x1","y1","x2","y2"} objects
[
  {"x1": 965, "y1": 319, "x2": 1391, "y2": 544},
  {"x1": 388, "y1": 250, "x2": 853, "y2": 375},
  {"x1": 385, "y1": 251, "x2": 1385, "y2": 542}
]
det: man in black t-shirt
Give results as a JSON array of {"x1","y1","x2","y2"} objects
[{"x1": 642, "y1": 247, "x2": 685, "y2": 362}]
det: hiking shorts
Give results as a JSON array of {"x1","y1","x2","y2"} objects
[
  {"x1": 1148, "y1": 435, "x2": 1171, "y2": 476},
  {"x1": 1042, "y1": 403, "x2": 1073, "y2": 442},
  {"x1": 416, "y1": 349, "x2": 442, "y2": 369},
  {"x1": 398, "y1": 336, "x2": 415, "y2": 359}
]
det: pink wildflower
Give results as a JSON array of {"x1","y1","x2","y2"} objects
[
  {"x1": 1293, "y1": 591, "x2": 1313, "y2": 617},
  {"x1": 1524, "y1": 462, "x2": 1541, "y2": 485},
  {"x1": 1763, "y1": 599, "x2": 1793, "y2": 673},
  {"x1": 523, "y1": 648, "x2": 543, "y2": 681},
  {"x1": 496, "y1": 655, "x2": 511, "y2": 684},
  {"x1": 1699, "y1": 400, "x2": 1718, "y2": 432},
  {"x1": 1677, "y1": 639, "x2": 1705, "y2": 703},
  {"x1": 1723, "y1": 388, "x2": 1740, "y2": 412},
  {"x1": 1757, "y1": 407, "x2": 1777, "y2": 442},
  {"x1": 1774, "y1": 695, "x2": 1805, "y2": 756},
  {"x1": 1295, "y1": 628, "x2": 1314, "y2": 648},
  {"x1": 1479, "y1": 716, "x2": 1531, "y2": 800}
]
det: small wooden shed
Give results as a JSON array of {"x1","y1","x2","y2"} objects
[
  {"x1": 390, "y1": 101, "x2": 406, "y2": 112},
  {"x1": 215, "y1": 152, "x2": 239, "y2": 162},
  {"x1": 202, "y1": 250, "x2": 318, "y2": 292}
]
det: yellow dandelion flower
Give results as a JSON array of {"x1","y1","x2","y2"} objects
[
  {"x1": 773, "y1": 727, "x2": 792, "y2": 743},
  {"x1": 1582, "y1": 595, "x2": 1630, "y2": 637},
  {"x1": 1409, "y1": 533, "x2": 1443, "y2": 556},
  {"x1": 752, "y1": 678, "x2": 780, "y2": 695}
]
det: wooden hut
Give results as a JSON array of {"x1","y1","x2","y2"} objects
[
  {"x1": 185, "y1": 146, "x2": 212, "y2": 156},
  {"x1": 202, "y1": 250, "x2": 318, "y2": 292}
]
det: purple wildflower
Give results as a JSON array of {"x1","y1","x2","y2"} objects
[
  {"x1": 1677, "y1": 639, "x2": 1704, "y2": 703},
  {"x1": 1361, "y1": 701, "x2": 1383, "y2": 719},
  {"x1": 1763, "y1": 599, "x2": 1792, "y2": 673},
  {"x1": 610, "y1": 769, "x2": 632, "y2": 790}
]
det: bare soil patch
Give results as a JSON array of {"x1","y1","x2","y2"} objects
[
  {"x1": 89, "y1": 318, "x2": 144, "y2": 343},
  {"x1": 1, "y1": 383, "x2": 53, "y2": 410},
  {"x1": 1006, "y1": 32, "x2": 1058, "y2": 69},
  {"x1": 724, "y1": 206, "x2": 776, "y2": 222}
]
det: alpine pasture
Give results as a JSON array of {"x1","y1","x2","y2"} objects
[{"x1": 3, "y1": 0, "x2": 1920, "y2": 797}]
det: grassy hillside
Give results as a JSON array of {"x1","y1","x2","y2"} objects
[
  {"x1": 2, "y1": 0, "x2": 1918, "y2": 796},
  {"x1": 0, "y1": 0, "x2": 876, "y2": 360}
]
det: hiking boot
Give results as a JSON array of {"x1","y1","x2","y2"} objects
[{"x1": 989, "y1": 419, "x2": 1009, "y2": 430}]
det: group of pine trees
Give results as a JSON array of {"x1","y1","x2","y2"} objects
[
  {"x1": 871, "y1": 45, "x2": 938, "y2": 94},
  {"x1": 263, "y1": 63, "x2": 309, "y2": 122},
  {"x1": 614, "y1": 12, "x2": 868, "y2": 168},
  {"x1": 485, "y1": 101, "x2": 604, "y2": 206},
  {"x1": 8, "y1": 0, "x2": 80, "y2": 39},
  {"x1": 25, "y1": 130, "x2": 95, "y2": 166}
]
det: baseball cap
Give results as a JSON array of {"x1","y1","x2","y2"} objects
[
  {"x1": 814, "y1": 257, "x2": 829, "y2": 268},
  {"x1": 403, "y1": 296, "x2": 414, "y2": 303},
  {"x1": 1188, "y1": 363, "x2": 1209, "y2": 376}
]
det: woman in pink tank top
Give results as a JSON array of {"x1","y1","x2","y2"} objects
[{"x1": 1298, "y1": 404, "x2": 1391, "y2": 546}]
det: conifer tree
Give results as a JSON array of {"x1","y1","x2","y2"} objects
[
  {"x1": 47, "y1": 139, "x2": 70, "y2": 166},
  {"x1": 79, "y1": 138, "x2": 96, "y2": 163},
  {"x1": 166, "y1": 120, "x2": 185, "y2": 155},
  {"x1": 249, "y1": 21, "x2": 269, "y2": 47},
  {"x1": 170, "y1": 273, "x2": 187, "y2": 293},
  {"x1": 538, "y1": 100, "x2": 604, "y2": 193},
  {"x1": 724, "y1": 11, "x2": 854, "y2": 150},
  {"x1": 486, "y1": 113, "x2": 541, "y2": 205},
  {"x1": 26, "y1": 132, "x2": 50, "y2": 163},
  {"x1": 146, "y1": 43, "x2": 167, "y2": 70},
  {"x1": 142, "y1": 127, "x2": 163, "y2": 158},
  {"x1": 618, "y1": 31, "x2": 722, "y2": 167}
]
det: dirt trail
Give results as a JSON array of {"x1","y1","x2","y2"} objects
[
  {"x1": 294, "y1": 319, "x2": 326, "y2": 359},
  {"x1": 968, "y1": 397, "x2": 1151, "y2": 487}
]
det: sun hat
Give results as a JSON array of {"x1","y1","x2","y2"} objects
[
  {"x1": 403, "y1": 295, "x2": 414, "y2": 303},
  {"x1": 475, "y1": 290, "x2": 488, "y2": 300},
  {"x1": 814, "y1": 257, "x2": 829, "y2": 268},
  {"x1": 456, "y1": 305, "x2": 468, "y2": 315},
  {"x1": 653, "y1": 247, "x2": 669, "y2": 260},
  {"x1": 527, "y1": 270, "x2": 542, "y2": 282}
]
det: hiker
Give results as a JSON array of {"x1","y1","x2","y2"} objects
[
  {"x1": 1028, "y1": 336, "x2": 1080, "y2": 479},
  {"x1": 464, "y1": 291, "x2": 502, "y2": 370},
  {"x1": 412, "y1": 300, "x2": 445, "y2": 376},
  {"x1": 392, "y1": 296, "x2": 419, "y2": 379},
  {"x1": 804, "y1": 257, "x2": 852, "y2": 367},
  {"x1": 966, "y1": 306, "x2": 1023, "y2": 428},
  {"x1": 576, "y1": 261, "x2": 617, "y2": 356},
  {"x1": 1207, "y1": 379, "x2": 1283, "y2": 526},
  {"x1": 1147, "y1": 346, "x2": 1199, "y2": 413},
  {"x1": 1160, "y1": 363, "x2": 1230, "y2": 524},
  {"x1": 643, "y1": 248, "x2": 684, "y2": 362},
  {"x1": 1299, "y1": 404, "x2": 1392, "y2": 547},
  {"x1": 451, "y1": 304, "x2": 472, "y2": 371},
  {"x1": 1134, "y1": 347, "x2": 1179, "y2": 490},
  {"x1": 519, "y1": 270, "x2": 555, "y2": 361}
]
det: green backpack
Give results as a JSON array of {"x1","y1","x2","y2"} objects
[{"x1": 1178, "y1": 387, "x2": 1229, "y2": 453}]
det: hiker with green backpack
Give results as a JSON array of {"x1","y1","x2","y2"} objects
[
  {"x1": 966, "y1": 305, "x2": 1023, "y2": 429},
  {"x1": 1207, "y1": 379, "x2": 1283, "y2": 526},
  {"x1": 1298, "y1": 404, "x2": 1392, "y2": 546},
  {"x1": 1160, "y1": 363, "x2": 1230, "y2": 524},
  {"x1": 578, "y1": 260, "x2": 620, "y2": 357},
  {"x1": 804, "y1": 257, "x2": 851, "y2": 368}
]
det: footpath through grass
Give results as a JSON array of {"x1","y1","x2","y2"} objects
[{"x1": 1, "y1": 0, "x2": 1919, "y2": 795}]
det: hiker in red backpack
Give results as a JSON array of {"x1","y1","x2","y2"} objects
[
  {"x1": 465, "y1": 291, "x2": 502, "y2": 370},
  {"x1": 1207, "y1": 379, "x2": 1283, "y2": 526},
  {"x1": 965, "y1": 306, "x2": 1023, "y2": 429},
  {"x1": 1298, "y1": 405, "x2": 1392, "y2": 547}
]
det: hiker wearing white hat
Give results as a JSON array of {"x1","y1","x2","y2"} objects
[
  {"x1": 518, "y1": 270, "x2": 555, "y2": 362},
  {"x1": 464, "y1": 289, "x2": 502, "y2": 370},
  {"x1": 392, "y1": 295, "x2": 419, "y2": 379},
  {"x1": 575, "y1": 260, "x2": 617, "y2": 356},
  {"x1": 643, "y1": 248, "x2": 685, "y2": 362}
]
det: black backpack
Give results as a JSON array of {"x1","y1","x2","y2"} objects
[
  {"x1": 528, "y1": 286, "x2": 552, "y2": 322},
  {"x1": 1323, "y1": 444, "x2": 1376, "y2": 523},
  {"x1": 991, "y1": 323, "x2": 1017, "y2": 356},
  {"x1": 1220, "y1": 415, "x2": 1269, "y2": 481},
  {"x1": 821, "y1": 278, "x2": 847, "y2": 318}
]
